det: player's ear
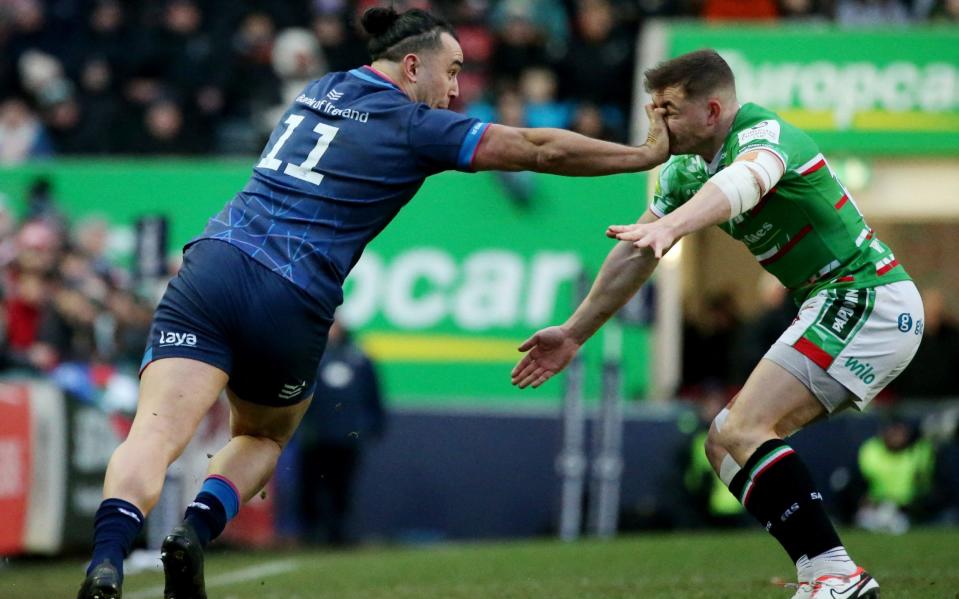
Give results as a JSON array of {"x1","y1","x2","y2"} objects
[
  {"x1": 706, "y1": 98, "x2": 723, "y2": 125},
  {"x1": 402, "y1": 53, "x2": 419, "y2": 82}
]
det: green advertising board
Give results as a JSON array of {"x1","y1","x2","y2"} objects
[
  {"x1": 645, "y1": 23, "x2": 959, "y2": 155},
  {"x1": 0, "y1": 161, "x2": 652, "y2": 406}
]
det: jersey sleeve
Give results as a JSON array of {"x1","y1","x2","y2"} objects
[
  {"x1": 731, "y1": 118, "x2": 788, "y2": 170},
  {"x1": 650, "y1": 156, "x2": 708, "y2": 218},
  {"x1": 408, "y1": 105, "x2": 490, "y2": 173}
]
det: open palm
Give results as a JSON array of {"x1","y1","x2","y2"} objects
[{"x1": 511, "y1": 326, "x2": 582, "y2": 389}]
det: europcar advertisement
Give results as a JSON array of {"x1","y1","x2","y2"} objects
[
  {"x1": 1, "y1": 162, "x2": 652, "y2": 404},
  {"x1": 644, "y1": 24, "x2": 959, "y2": 155}
]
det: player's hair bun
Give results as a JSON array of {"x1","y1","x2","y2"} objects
[{"x1": 361, "y1": 7, "x2": 400, "y2": 37}]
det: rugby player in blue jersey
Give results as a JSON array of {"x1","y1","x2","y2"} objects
[{"x1": 77, "y1": 7, "x2": 669, "y2": 598}]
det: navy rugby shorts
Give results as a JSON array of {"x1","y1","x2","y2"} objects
[{"x1": 140, "y1": 239, "x2": 333, "y2": 406}]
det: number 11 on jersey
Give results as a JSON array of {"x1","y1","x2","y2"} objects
[{"x1": 258, "y1": 113, "x2": 339, "y2": 186}]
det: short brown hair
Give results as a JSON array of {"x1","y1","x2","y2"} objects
[{"x1": 644, "y1": 49, "x2": 735, "y2": 98}]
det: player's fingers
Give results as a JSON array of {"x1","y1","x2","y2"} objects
[
  {"x1": 531, "y1": 371, "x2": 553, "y2": 388},
  {"x1": 511, "y1": 355, "x2": 532, "y2": 378},
  {"x1": 616, "y1": 228, "x2": 644, "y2": 242},
  {"x1": 517, "y1": 334, "x2": 538, "y2": 352},
  {"x1": 512, "y1": 359, "x2": 539, "y2": 383},
  {"x1": 518, "y1": 367, "x2": 544, "y2": 389}
]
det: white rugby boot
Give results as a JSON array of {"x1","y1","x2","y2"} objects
[{"x1": 808, "y1": 567, "x2": 880, "y2": 598}]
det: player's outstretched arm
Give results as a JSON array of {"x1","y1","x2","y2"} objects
[
  {"x1": 512, "y1": 210, "x2": 660, "y2": 389},
  {"x1": 607, "y1": 149, "x2": 785, "y2": 257},
  {"x1": 473, "y1": 104, "x2": 668, "y2": 176}
]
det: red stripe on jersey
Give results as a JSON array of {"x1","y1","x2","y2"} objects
[
  {"x1": 801, "y1": 159, "x2": 826, "y2": 176},
  {"x1": 794, "y1": 337, "x2": 834, "y2": 370},
  {"x1": 877, "y1": 259, "x2": 899, "y2": 276},
  {"x1": 837, "y1": 276, "x2": 855, "y2": 282},
  {"x1": 759, "y1": 225, "x2": 812, "y2": 265},
  {"x1": 866, "y1": 229, "x2": 874, "y2": 240},
  {"x1": 834, "y1": 194, "x2": 848, "y2": 210}
]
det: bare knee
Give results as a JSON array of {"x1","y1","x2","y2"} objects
[
  {"x1": 713, "y1": 412, "x2": 776, "y2": 464},
  {"x1": 704, "y1": 425, "x2": 727, "y2": 473}
]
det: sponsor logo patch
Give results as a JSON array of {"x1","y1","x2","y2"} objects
[
  {"x1": 844, "y1": 357, "x2": 876, "y2": 385},
  {"x1": 159, "y1": 330, "x2": 197, "y2": 347},
  {"x1": 817, "y1": 289, "x2": 866, "y2": 341},
  {"x1": 738, "y1": 119, "x2": 781, "y2": 145},
  {"x1": 897, "y1": 312, "x2": 913, "y2": 332}
]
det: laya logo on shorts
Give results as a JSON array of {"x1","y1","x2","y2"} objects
[
  {"x1": 159, "y1": 330, "x2": 197, "y2": 347},
  {"x1": 897, "y1": 313, "x2": 913, "y2": 332},
  {"x1": 844, "y1": 357, "x2": 876, "y2": 385}
]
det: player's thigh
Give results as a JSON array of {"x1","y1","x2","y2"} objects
[
  {"x1": 722, "y1": 358, "x2": 825, "y2": 443},
  {"x1": 130, "y1": 357, "x2": 229, "y2": 455},
  {"x1": 225, "y1": 388, "x2": 312, "y2": 446}
]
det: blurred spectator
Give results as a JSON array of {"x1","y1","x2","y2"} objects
[
  {"x1": 0, "y1": 180, "x2": 156, "y2": 376},
  {"x1": 23, "y1": 177, "x2": 65, "y2": 226},
  {"x1": 853, "y1": 416, "x2": 935, "y2": 533},
  {"x1": 216, "y1": 12, "x2": 282, "y2": 153},
  {"x1": 518, "y1": 67, "x2": 570, "y2": 128},
  {"x1": 560, "y1": 0, "x2": 634, "y2": 119},
  {"x1": 733, "y1": 273, "x2": 795, "y2": 385},
  {"x1": 835, "y1": 0, "x2": 913, "y2": 25},
  {"x1": 0, "y1": 96, "x2": 53, "y2": 164},
  {"x1": 132, "y1": 97, "x2": 204, "y2": 155},
  {"x1": 480, "y1": 87, "x2": 539, "y2": 208},
  {"x1": 570, "y1": 102, "x2": 622, "y2": 142},
  {"x1": 681, "y1": 291, "x2": 742, "y2": 394},
  {"x1": 489, "y1": 1, "x2": 558, "y2": 83},
  {"x1": 891, "y1": 288, "x2": 959, "y2": 399},
  {"x1": 266, "y1": 27, "x2": 329, "y2": 130},
  {"x1": 297, "y1": 319, "x2": 386, "y2": 546},
  {"x1": 5, "y1": 0, "x2": 72, "y2": 68},
  {"x1": 777, "y1": 0, "x2": 830, "y2": 18},
  {"x1": 312, "y1": 11, "x2": 369, "y2": 73}
]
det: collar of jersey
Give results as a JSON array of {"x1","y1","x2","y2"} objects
[
  {"x1": 349, "y1": 66, "x2": 402, "y2": 91},
  {"x1": 707, "y1": 103, "x2": 748, "y2": 175}
]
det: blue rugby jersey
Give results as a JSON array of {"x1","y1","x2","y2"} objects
[{"x1": 196, "y1": 66, "x2": 490, "y2": 311}]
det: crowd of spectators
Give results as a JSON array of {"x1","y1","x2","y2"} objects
[
  {"x1": 0, "y1": 178, "x2": 155, "y2": 408},
  {"x1": 2, "y1": 0, "x2": 958, "y2": 163}
]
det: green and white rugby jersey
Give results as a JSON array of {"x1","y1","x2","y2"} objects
[{"x1": 651, "y1": 102, "x2": 910, "y2": 303}]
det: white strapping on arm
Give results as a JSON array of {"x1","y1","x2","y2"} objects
[{"x1": 710, "y1": 150, "x2": 785, "y2": 218}]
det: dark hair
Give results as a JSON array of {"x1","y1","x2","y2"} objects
[
  {"x1": 361, "y1": 7, "x2": 457, "y2": 62},
  {"x1": 644, "y1": 49, "x2": 735, "y2": 98}
]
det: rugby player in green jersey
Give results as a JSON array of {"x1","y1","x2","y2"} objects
[{"x1": 513, "y1": 49, "x2": 922, "y2": 598}]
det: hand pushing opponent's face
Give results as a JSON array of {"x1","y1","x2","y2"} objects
[{"x1": 651, "y1": 85, "x2": 724, "y2": 157}]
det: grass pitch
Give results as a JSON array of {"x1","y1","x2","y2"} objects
[{"x1": 3, "y1": 528, "x2": 957, "y2": 598}]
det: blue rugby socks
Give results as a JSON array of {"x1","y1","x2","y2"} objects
[
  {"x1": 88, "y1": 498, "x2": 145, "y2": 580},
  {"x1": 184, "y1": 475, "x2": 241, "y2": 547}
]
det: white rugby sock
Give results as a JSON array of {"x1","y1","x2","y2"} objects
[{"x1": 810, "y1": 546, "x2": 857, "y2": 579}]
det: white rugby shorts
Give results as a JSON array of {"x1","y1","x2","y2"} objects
[{"x1": 763, "y1": 281, "x2": 924, "y2": 412}]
